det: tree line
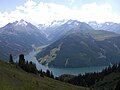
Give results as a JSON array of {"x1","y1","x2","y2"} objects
[
  {"x1": 57, "y1": 63, "x2": 120, "y2": 90},
  {"x1": 8, "y1": 54, "x2": 54, "y2": 79},
  {"x1": 8, "y1": 54, "x2": 120, "y2": 90}
]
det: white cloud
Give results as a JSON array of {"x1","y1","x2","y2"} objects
[
  {"x1": 0, "y1": 0, "x2": 120, "y2": 27},
  {"x1": 68, "y1": 0, "x2": 75, "y2": 4},
  {"x1": 80, "y1": 3, "x2": 120, "y2": 23}
]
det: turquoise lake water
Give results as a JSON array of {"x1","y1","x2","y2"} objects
[{"x1": 15, "y1": 51, "x2": 107, "y2": 76}]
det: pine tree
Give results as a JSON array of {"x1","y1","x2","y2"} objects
[
  {"x1": 115, "y1": 81, "x2": 120, "y2": 90},
  {"x1": 46, "y1": 70, "x2": 51, "y2": 77},
  {"x1": 50, "y1": 71, "x2": 54, "y2": 79},
  {"x1": 40, "y1": 70, "x2": 44, "y2": 77},
  {"x1": 28, "y1": 61, "x2": 37, "y2": 74},
  {"x1": 9, "y1": 54, "x2": 14, "y2": 64},
  {"x1": 18, "y1": 54, "x2": 25, "y2": 68}
]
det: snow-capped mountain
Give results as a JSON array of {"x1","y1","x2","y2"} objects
[
  {"x1": 0, "y1": 19, "x2": 48, "y2": 60},
  {"x1": 1, "y1": 19, "x2": 120, "y2": 61},
  {"x1": 37, "y1": 20, "x2": 69, "y2": 41},
  {"x1": 37, "y1": 19, "x2": 68, "y2": 28},
  {"x1": 38, "y1": 20, "x2": 94, "y2": 43},
  {"x1": 36, "y1": 28, "x2": 120, "y2": 68},
  {"x1": 1, "y1": 19, "x2": 42, "y2": 34},
  {"x1": 15, "y1": 19, "x2": 28, "y2": 26},
  {"x1": 88, "y1": 21, "x2": 99, "y2": 29},
  {"x1": 88, "y1": 21, "x2": 120, "y2": 33}
]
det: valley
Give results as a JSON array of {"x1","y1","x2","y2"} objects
[
  {"x1": 1, "y1": 19, "x2": 120, "y2": 69},
  {"x1": 16, "y1": 49, "x2": 106, "y2": 76},
  {"x1": 1, "y1": 0, "x2": 120, "y2": 89},
  {"x1": 0, "y1": 19, "x2": 120, "y2": 90}
]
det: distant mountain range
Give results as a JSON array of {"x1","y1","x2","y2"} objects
[
  {"x1": 1, "y1": 19, "x2": 120, "y2": 68},
  {"x1": 38, "y1": 20, "x2": 94, "y2": 43},
  {"x1": 36, "y1": 20, "x2": 120, "y2": 68},
  {"x1": 88, "y1": 21, "x2": 120, "y2": 33},
  {"x1": 38, "y1": 20, "x2": 120, "y2": 41}
]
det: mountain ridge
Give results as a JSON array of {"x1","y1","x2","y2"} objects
[
  {"x1": 36, "y1": 30, "x2": 120, "y2": 68},
  {"x1": 88, "y1": 21, "x2": 120, "y2": 33},
  {"x1": 0, "y1": 19, "x2": 47, "y2": 60}
]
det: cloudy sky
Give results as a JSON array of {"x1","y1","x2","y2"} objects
[{"x1": 0, "y1": 0, "x2": 120, "y2": 27}]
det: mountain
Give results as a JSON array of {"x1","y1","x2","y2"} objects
[
  {"x1": 36, "y1": 30, "x2": 120, "y2": 68},
  {"x1": 0, "y1": 19, "x2": 47, "y2": 60},
  {"x1": 0, "y1": 60, "x2": 87, "y2": 90},
  {"x1": 88, "y1": 21, "x2": 120, "y2": 33},
  {"x1": 38, "y1": 19, "x2": 68, "y2": 28},
  {"x1": 38, "y1": 20, "x2": 94, "y2": 43}
]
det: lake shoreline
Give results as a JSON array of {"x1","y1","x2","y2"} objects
[{"x1": 14, "y1": 50, "x2": 107, "y2": 76}]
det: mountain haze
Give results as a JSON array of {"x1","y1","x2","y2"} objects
[
  {"x1": 88, "y1": 21, "x2": 120, "y2": 33},
  {"x1": 38, "y1": 20, "x2": 94, "y2": 43},
  {"x1": 1, "y1": 19, "x2": 120, "y2": 68},
  {"x1": 0, "y1": 20, "x2": 47, "y2": 60}
]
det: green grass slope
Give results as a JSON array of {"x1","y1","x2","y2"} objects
[
  {"x1": 0, "y1": 60, "x2": 88, "y2": 90},
  {"x1": 82, "y1": 30, "x2": 119, "y2": 41},
  {"x1": 94, "y1": 72, "x2": 120, "y2": 90}
]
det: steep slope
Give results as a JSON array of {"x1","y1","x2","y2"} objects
[
  {"x1": 0, "y1": 20, "x2": 47, "y2": 60},
  {"x1": 0, "y1": 60, "x2": 87, "y2": 90},
  {"x1": 94, "y1": 72, "x2": 120, "y2": 90},
  {"x1": 39, "y1": 20, "x2": 94, "y2": 43},
  {"x1": 36, "y1": 30, "x2": 120, "y2": 68}
]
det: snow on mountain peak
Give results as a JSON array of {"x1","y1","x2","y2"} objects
[
  {"x1": 66, "y1": 20, "x2": 81, "y2": 26},
  {"x1": 106, "y1": 22, "x2": 110, "y2": 25},
  {"x1": 67, "y1": 21, "x2": 72, "y2": 25},
  {"x1": 74, "y1": 22, "x2": 79, "y2": 26},
  {"x1": 16, "y1": 19, "x2": 28, "y2": 26},
  {"x1": 43, "y1": 20, "x2": 68, "y2": 27}
]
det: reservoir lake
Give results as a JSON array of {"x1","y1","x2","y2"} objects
[{"x1": 15, "y1": 51, "x2": 106, "y2": 76}]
